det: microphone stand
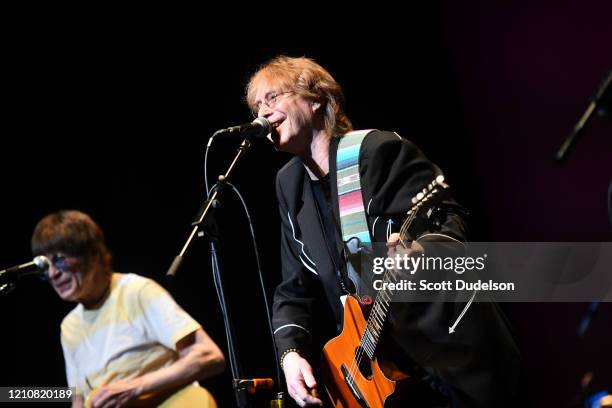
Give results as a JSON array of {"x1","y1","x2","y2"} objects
[
  {"x1": 166, "y1": 137, "x2": 252, "y2": 407},
  {"x1": 166, "y1": 136, "x2": 283, "y2": 408},
  {"x1": 556, "y1": 69, "x2": 611, "y2": 161},
  {"x1": 0, "y1": 282, "x2": 16, "y2": 296},
  {"x1": 556, "y1": 71, "x2": 612, "y2": 408},
  {"x1": 166, "y1": 137, "x2": 251, "y2": 278}
]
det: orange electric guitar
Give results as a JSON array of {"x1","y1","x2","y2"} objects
[{"x1": 321, "y1": 176, "x2": 450, "y2": 407}]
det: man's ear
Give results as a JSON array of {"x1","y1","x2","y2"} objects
[{"x1": 312, "y1": 101, "x2": 322, "y2": 113}]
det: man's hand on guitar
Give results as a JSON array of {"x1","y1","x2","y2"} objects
[
  {"x1": 282, "y1": 352, "x2": 323, "y2": 407},
  {"x1": 87, "y1": 377, "x2": 142, "y2": 408},
  {"x1": 387, "y1": 232, "x2": 424, "y2": 258}
]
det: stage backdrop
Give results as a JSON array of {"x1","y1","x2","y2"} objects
[{"x1": 1, "y1": 2, "x2": 610, "y2": 406}]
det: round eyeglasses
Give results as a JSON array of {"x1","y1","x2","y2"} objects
[{"x1": 252, "y1": 91, "x2": 294, "y2": 118}]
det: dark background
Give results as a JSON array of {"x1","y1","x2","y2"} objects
[{"x1": 1, "y1": 2, "x2": 611, "y2": 407}]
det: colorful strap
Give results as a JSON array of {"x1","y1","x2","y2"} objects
[{"x1": 336, "y1": 130, "x2": 374, "y2": 247}]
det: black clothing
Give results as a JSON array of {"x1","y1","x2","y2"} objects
[{"x1": 272, "y1": 131, "x2": 521, "y2": 407}]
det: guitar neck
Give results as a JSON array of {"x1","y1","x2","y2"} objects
[
  {"x1": 360, "y1": 178, "x2": 448, "y2": 357},
  {"x1": 361, "y1": 258, "x2": 402, "y2": 359}
]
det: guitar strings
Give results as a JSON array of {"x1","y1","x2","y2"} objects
[
  {"x1": 346, "y1": 208, "x2": 417, "y2": 386},
  {"x1": 346, "y1": 212, "x2": 414, "y2": 387},
  {"x1": 343, "y1": 182, "x2": 444, "y2": 398}
]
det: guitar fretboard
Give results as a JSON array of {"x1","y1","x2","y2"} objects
[{"x1": 358, "y1": 178, "x2": 447, "y2": 359}]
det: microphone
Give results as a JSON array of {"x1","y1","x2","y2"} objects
[
  {"x1": 213, "y1": 117, "x2": 271, "y2": 140},
  {"x1": 0, "y1": 256, "x2": 50, "y2": 282}
]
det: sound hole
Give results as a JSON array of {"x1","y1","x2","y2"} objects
[{"x1": 355, "y1": 346, "x2": 373, "y2": 379}]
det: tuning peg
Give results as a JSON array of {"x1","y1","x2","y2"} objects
[{"x1": 435, "y1": 175, "x2": 445, "y2": 184}]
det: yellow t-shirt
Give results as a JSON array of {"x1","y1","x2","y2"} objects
[{"x1": 60, "y1": 273, "x2": 201, "y2": 396}]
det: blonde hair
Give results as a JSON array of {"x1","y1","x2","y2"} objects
[{"x1": 246, "y1": 56, "x2": 353, "y2": 135}]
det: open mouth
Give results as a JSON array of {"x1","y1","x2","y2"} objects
[
  {"x1": 54, "y1": 279, "x2": 72, "y2": 294},
  {"x1": 268, "y1": 121, "x2": 282, "y2": 145}
]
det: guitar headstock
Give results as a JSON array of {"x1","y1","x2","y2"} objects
[
  {"x1": 370, "y1": 175, "x2": 452, "y2": 241},
  {"x1": 397, "y1": 175, "x2": 453, "y2": 239},
  {"x1": 406, "y1": 175, "x2": 450, "y2": 216}
]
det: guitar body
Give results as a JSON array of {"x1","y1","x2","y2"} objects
[
  {"x1": 322, "y1": 296, "x2": 409, "y2": 408},
  {"x1": 86, "y1": 383, "x2": 217, "y2": 408},
  {"x1": 322, "y1": 176, "x2": 450, "y2": 407}
]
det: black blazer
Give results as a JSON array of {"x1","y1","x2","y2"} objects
[{"x1": 272, "y1": 131, "x2": 522, "y2": 407}]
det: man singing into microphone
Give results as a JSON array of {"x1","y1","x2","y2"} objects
[
  {"x1": 31, "y1": 210, "x2": 225, "y2": 407},
  {"x1": 246, "y1": 56, "x2": 523, "y2": 407}
]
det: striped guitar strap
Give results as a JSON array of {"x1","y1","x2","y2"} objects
[{"x1": 335, "y1": 130, "x2": 375, "y2": 298}]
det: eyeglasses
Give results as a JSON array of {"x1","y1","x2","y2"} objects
[
  {"x1": 49, "y1": 254, "x2": 80, "y2": 273},
  {"x1": 252, "y1": 91, "x2": 294, "y2": 117}
]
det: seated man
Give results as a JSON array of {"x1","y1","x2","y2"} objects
[{"x1": 31, "y1": 210, "x2": 225, "y2": 408}]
